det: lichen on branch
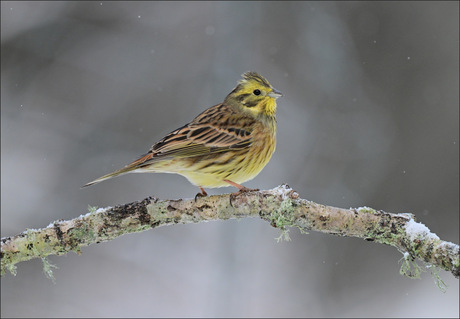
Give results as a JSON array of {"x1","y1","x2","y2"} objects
[{"x1": 1, "y1": 185, "x2": 458, "y2": 283}]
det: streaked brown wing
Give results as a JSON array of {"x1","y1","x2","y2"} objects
[{"x1": 130, "y1": 103, "x2": 254, "y2": 168}]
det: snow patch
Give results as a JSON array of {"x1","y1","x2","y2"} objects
[
  {"x1": 78, "y1": 206, "x2": 112, "y2": 219},
  {"x1": 273, "y1": 184, "x2": 292, "y2": 199},
  {"x1": 405, "y1": 218, "x2": 439, "y2": 241},
  {"x1": 438, "y1": 241, "x2": 459, "y2": 252}
]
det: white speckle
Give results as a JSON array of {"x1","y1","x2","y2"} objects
[
  {"x1": 22, "y1": 228, "x2": 39, "y2": 234},
  {"x1": 407, "y1": 56, "x2": 411, "y2": 60},
  {"x1": 79, "y1": 212, "x2": 92, "y2": 219},
  {"x1": 100, "y1": 2, "x2": 102, "y2": 5},
  {"x1": 402, "y1": 170, "x2": 406, "y2": 174},
  {"x1": 373, "y1": 40, "x2": 377, "y2": 44},
  {"x1": 399, "y1": 213, "x2": 413, "y2": 220},
  {"x1": 46, "y1": 222, "x2": 56, "y2": 228},
  {"x1": 438, "y1": 241, "x2": 459, "y2": 252},
  {"x1": 205, "y1": 25, "x2": 215, "y2": 35},
  {"x1": 20, "y1": 104, "x2": 23, "y2": 107},
  {"x1": 79, "y1": 206, "x2": 112, "y2": 219},
  {"x1": 273, "y1": 184, "x2": 295, "y2": 200},
  {"x1": 138, "y1": 15, "x2": 141, "y2": 19},
  {"x1": 96, "y1": 207, "x2": 111, "y2": 213},
  {"x1": 405, "y1": 218, "x2": 439, "y2": 241}
]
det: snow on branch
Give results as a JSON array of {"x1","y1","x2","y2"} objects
[{"x1": 1, "y1": 185, "x2": 458, "y2": 283}]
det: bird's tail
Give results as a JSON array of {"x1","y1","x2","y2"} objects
[
  {"x1": 81, "y1": 166, "x2": 135, "y2": 188},
  {"x1": 82, "y1": 152, "x2": 154, "y2": 188}
]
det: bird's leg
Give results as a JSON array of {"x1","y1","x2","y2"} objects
[
  {"x1": 224, "y1": 180, "x2": 259, "y2": 193},
  {"x1": 194, "y1": 187, "x2": 208, "y2": 201},
  {"x1": 224, "y1": 180, "x2": 259, "y2": 206}
]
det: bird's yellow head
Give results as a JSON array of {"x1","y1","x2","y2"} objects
[{"x1": 225, "y1": 71, "x2": 282, "y2": 119}]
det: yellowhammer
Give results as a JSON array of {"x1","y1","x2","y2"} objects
[{"x1": 83, "y1": 71, "x2": 282, "y2": 196}]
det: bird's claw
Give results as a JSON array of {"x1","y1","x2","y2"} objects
[
  {"x1": 194, "y1": 188, "x2": 208, "y2": 202},
  {"x1": 229, "y1": 187, "x2": 259, "y2": 207}
]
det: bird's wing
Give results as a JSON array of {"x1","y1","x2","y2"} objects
[{"x1": 129, "y1": 103, "x2": 255, "y2": 168}]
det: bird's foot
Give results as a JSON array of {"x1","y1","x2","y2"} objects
[
  {"x1": 224, "y1": 180, "x2": 259, "y2": 207},
  {"x1": 194, "y1": 187, "x2": 208, "y2": 201}
]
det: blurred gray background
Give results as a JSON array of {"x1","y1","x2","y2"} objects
[{"x1": 1, "y1": 1, "x2": 458, "y2": 317}]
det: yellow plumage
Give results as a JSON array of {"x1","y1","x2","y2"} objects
[{"x1": 83, "y1": 71, "x2": 282, "y2": 195}]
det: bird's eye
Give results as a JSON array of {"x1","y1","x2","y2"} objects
[{"x1": 253, "y1": 89, "x2": 261, "y2": 96}]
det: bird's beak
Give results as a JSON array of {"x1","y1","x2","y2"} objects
[{"x1": 268, "y1": 88, "x2": 283, "y2": 99}]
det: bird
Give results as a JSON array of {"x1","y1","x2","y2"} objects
[{"x1": 82, "y1": 71, "x2": 282, "y2": 197}]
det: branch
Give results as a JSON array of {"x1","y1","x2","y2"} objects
[{"x1": 1, "y1": 185, "x2": 458, "y2": 281}]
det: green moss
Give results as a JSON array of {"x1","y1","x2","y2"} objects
[
  {"x1": 428, "y1": 265, "x2": 447, "y2": 293},
  {"x1": 88, "y1": 205, "x2": 98, "y2": 213},
  {"x1": 399, "y1": 253, "x2": 422, "y2": 279},
  {"x1": 147, "y1": 202, "x2": 171, "y2": 221},
  {"x1": 367, "y1": 208, "x2": 378, "y2": 214},
  {"x1": 270, "y1": 199, "x2": 293, "y2": 227},
  {"x1": 364, "y1": 221, "x2": 402, "y2": 246},
  {"x1": 25, "y1": 229, "x2": 47, "y2": 255},
  {"x1": 268, "y1": 197, "x2": 307, "y2": 242},
  {"x1": 275, "y1": 229, "x2": 291, "y2": 242},
  {"x1": 138, "y1": 224, "x2": 151, "y2": 232},
  {"x1": 399, "y1": 255, "x2": 448, "y2": 292},
  {"x1": 5, "y1": 263, "x2": 17, "y2": 276},
  {"x1": 357, "y1": 206, "x2": 378, "y2": 214},
  {"x1": 69, "y1": 224, "x2": 95, "y2": 241},
  {"x1": 68, "y1": 224, "x2": 95, "y2": 252},
  {"x1": 41, "y1": 257, "x2": 58, "y2": 283}
]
